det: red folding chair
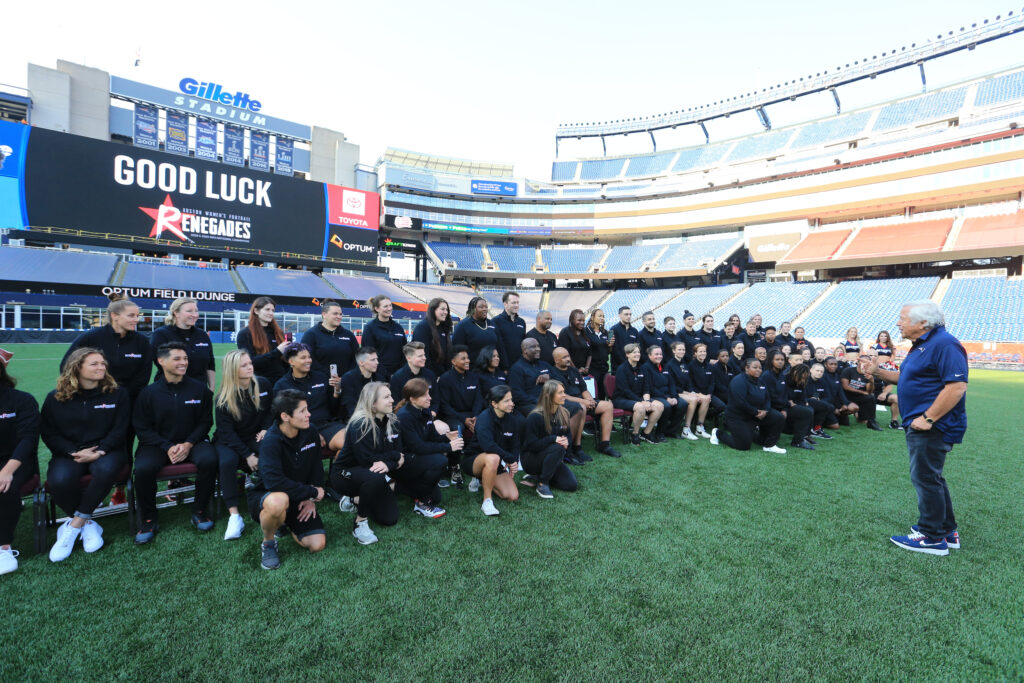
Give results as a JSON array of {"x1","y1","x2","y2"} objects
[
  {"x1": 602, "y1": 375, "x2": 633, "y2": 444},
  {"x1": 43, "y1": 464, "x2": 134, "y2": 536}
]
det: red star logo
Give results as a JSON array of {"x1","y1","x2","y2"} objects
[{"x1": 139, "y1": 194, "x2": 194, "y2": 242}]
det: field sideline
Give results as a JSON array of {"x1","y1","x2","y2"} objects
[{"x1": 2, "y1": 343, "x2": 1022, "y2": 680}]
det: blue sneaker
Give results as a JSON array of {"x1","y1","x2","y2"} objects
[
  {"x1": 134, "y1": 519, "x2": 159, "y2": 545},
  {"x1": 191, "y1": 512, "x2": 215, "y2": 532},
  {"x1": 912, "y1": 525, "x2": 959, "y2": 549},
  {"x1": 890, "y1": 530, "x2": 949, "y2": 556}
]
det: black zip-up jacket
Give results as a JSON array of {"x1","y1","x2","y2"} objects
[
  {"x1": 389, "y1": 366, "x2": 438, "y2": 412},
  {"x1": 737, "y1": 332, "x2": 762, "y2": 359},
  {"x1": 509, "y1": 357, "x2": 556, "y2": 410},
  {"x1": 823, "y1": 369, "x2": 850, "y2": 407},
  {"x1": 236, "y1": 324, "x2": 287, "y2": 385},
  {"x1": 662, "y1": 330, "x2": 681, "y2": 359},
  {"x1": 213, "y1": 376, "x2": 273, "y2": 459},
  {"x1": 523, "y1": 410, "x2": 568, "y2": 454},
  {"x1": 764, "y1": 368, "x2": 789, "y2": 411},
  {"x1": 466, "y1": 406, "x2": 521, "y2": 463},
  {"x1": 0, "y1": 385, "x2": 39, "y2": 470},
  {"x1": 150, "y1": 324, "x2": 215, "y2": 383},
  {"x1": 396, "y1": 404, "x2": 452, "y2": 457},
  {"x1": 492, "y1": 311, "x2": 527, "y2": 371},
  {"x1": 557, "y1": 327, "x2": 592, "y2": 370},
  {"x1": 788, "y1": 382, "x2": 810, "y2": 406},
  {"x1": 133, "y1": 375, "x2": 213, "y2": 452},
  {"x1": 677, "y1": 327, "x2": 702, "y2": 361},
  {"x1": 613, "y1": 362, "x2": 650, "y2": 402},
  {"x1": 338, "y1": 367, "x2": 384, "y2": 423},
  {"x1": 40, "y1": 386, "x2": 130, "y2": 456},
  {"x1": 478, "y1": 368, "x2": 509, "y2": 396},
  {"x1": 805, "y1": 376, "x2": 831, "y2": 405},
  {"x1": 638, "y1": 327, "x2": 665, "y2": 359},
  {"x1": 359, "y1": 318, "x2": 407, "y2": 379},
  {"x1": 776, "y1": 333, "x2": 796, "y2": 350},
  {"x1": 412, "y1": 319, "x2": 452, "y2": 377},
  {"x1": 300, "y1": 323, "x2": 359, "y2": 375},
  {"x1": 697, "y1": 328, "x2": 724, "y2": 358},
  {"x1": 274, "y1": 371, "x2": 338, "y2": 428},
  {"x1": 62, "y1": 325, "x2": 153, "y2": 399},
  {"x1": 255, "y1": 423, "x2": 323, "y2": 503},
  {"x1": 687, "y1": 357, "x2": 714, "y2": 394},
  {"x1": 642, "y1": 361, "x2": 676, "y2": 400},
  {"x1": 725, "y1": 373, "x2": 771, "y2": 420},
  {"x1": 437, "y1": 368, "x2": 484, "y2": 425},
  {"x1": 712, "y1": 360, "x2": 735, "y2": 403},
  {"x1": 668, "y1": 357, "x2": 695, "y2": 394},
  {"x1": 525, "y1": 328, "x2": 558, "y2": 366},
  {"x1": 793, "y1": 338, "x2": 816, "y2": 356},
  {"x1": 609, "y1": 322, "x2": 639, "y2": 370},
  {"x1": 334, "y1": 416, "x2": 403, "y2": 470},
  {"x1": 549, "y1": 364, "x2": 587, "y2": 399},
  {"x1": 454, "y1": 317, "x2": 500, "y2": 368},
  {"x1": 586, "y1": 326, "x2": 610, "y2": 373}
]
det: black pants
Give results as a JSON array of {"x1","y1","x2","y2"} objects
[
  {"x1": 522, "y1": 444, "x2": 578, "y2": 491},
  {"x1": 214, "y1": 443, "x2": 255, "y2": 510},
  {"x1": 718, "y1": 410, "x2": 784, "y2": 451},
  {"x1": 391, "y1": 454, "x2": 447, "y2": 505},
  {"x1": 592, "y1": 369, "x2": 608, "y2": 401},
  {"x1": 0, "y1": 464, "x2": 33, "y2": 546},
  {"x1": 781, "y1": 405, "x2": 814, "y2": 444},
  {"x1": 808, "y1": 398, "x2": 837, "y2": 427},
  {"x1": 47, "y1": 450, "x2": 127, "y2": 518},
  {"x1": 850, "y1": 393, "x2": 877, "y2": 421},
  {"x1": 655, "y1": 398, "x2": 686, "y2": 436},
  {"x1": 907, "y1": 429, "x2": 957, "y2": 539},
  {"x1": 330, "y1": 466, "x2": 398, "y2": 526},
  {"x1": 133, "y1": 442, "x2": 218, "y2": 520}
]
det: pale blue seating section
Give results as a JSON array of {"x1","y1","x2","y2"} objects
[
  {"x1": 624, "y1": 152, "x2": 677, "y2": 178},
  {"x1": 718, "y1": 281, "x2": 830, "y2": 329},
  {"x1": 791, "y1": 111, "x2": 872, "y2": 148},
  {"x1": 579, "y1": 158, "x2": 626, "y2": 181},
  {"x1": 397, "y1": 282, "x2": 477, "y2": 316},
  {"x1": 942, "y1": 276, "x2": 1024, "y2": 342},
  {"x1": 323, "y1": 274, "x2": 411, "y2": 302},
  {"x1": 974, "y1": 70, "x2": 1024, "y2": 108},
  {"x1": 427, "y1": 242, "x2": 486, "y2": 270},
  {"x1": 600, "y1": 289, "x2": 681, "y2": 318},
  {"x1": 726, "y1": 129, "x2": 795, "y2": 162},
  {"x1": 541, "y1": 247, "x2": 607, "y2": 273},
  {"x1": 0, "y1": 246, "x2": 118, "y2": 285},
  {"x1": 478, "y1": 287, "x2": 543, "y2": 317},
  {"x1": 488, "y1": 245, "x2": 537, "y2": 272},
  {"x1": 546, "y1": 289, "x2": 610, "y2": 321},
  {"x1": 872, "y1": 88, "x2": 966, "y2": 131},
  {"x1": 602, "y1": 244, "x2": 665, "y2": 273},
  {"x1": 671, "y1": 143, "x2": 731, "y2": 173},
  {"x1": 649, "y1": 236, "x2": 740, "y2": 272},
  {"x1": 551, "y1": 161, "x2": 579, "y2": 181},
  {"x1": 655, "y1": 284, "x2": 747, "y2": 324},
  {"x1": 235, "y1": 266, "x2": 337, "y2": 298},
  {"x1": 121, "y1": 261, "x2": 237, "y2": 292},
  {"x1": 798, "y1": 276, "x2": 939, "y2": 341}
]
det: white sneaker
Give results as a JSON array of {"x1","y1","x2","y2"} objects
[
  {"x1": 681, "y1": 428, "x2": 699, "y2": 441},
  {"x1": 468, "y1": 477, "x2": 481, "y2": 493},
  {"x1": 695, "y1": 425, "x2": 712, "y2": 439},
  {"x1": 481, "y1": 498, "x2": 500, "y2": 516},
  {"x1": 49, "y1": 520, "x2": 81, "y2": 562},
  {"x1": 224, "y1": 513, "x2": 245, "y2": 540},
  {"x1": 80, "y1": 519, "x2": 104, "y2": 553},
  {"x1": 338, "y1": 496, "x2": 355, "y2": 513},
  {"x1": 709, "y1": 428, "x2": 720, "y2": 446},
  {"x1": 763, "y1": 445, "x2": 787, "y2": 454},
  {"x1": 0, "y1": 547, "x2": 18, "y2": 575},
  {"x1": 353, "y1": 519, "x2": 378, "y2": 545}
]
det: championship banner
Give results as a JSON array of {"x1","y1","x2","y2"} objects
[
  {"x1": 250, "y1": 131, "x2": 269, "y2": 171},
  {"x1": 165, "y1": 111, "x2": 190, "y2": 156},
  {"x1": 275, "y1": 138, "x2": 293, "y2": 176},
  {"x1": 223, "y1": 125, "x2": 244, "y2": 167},
  {"x1": 194, "y1": 119, "x2": 218, "y2": 161},
  {"x1": 133, "y1": 104, "x2": 159, "y2": 150}
]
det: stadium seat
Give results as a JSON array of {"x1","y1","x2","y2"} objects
[
  {"x1": 236, "y1": 266, "x2": 337, "y2": 298},
  {"x1": 798, "y1": 276, "x2": 939, "y2": 342},
  {"x1": 0, "y1": 246, "x2": 119, "y2": 286},
  {"x1": 602, "y1": 375, "x2": 632, "y2": 444}
]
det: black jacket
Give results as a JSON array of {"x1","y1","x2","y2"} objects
[
  {"x1": 557, "y1": 327, "x2": 592, "y2": 370},
  {"x1": 764, "y1": 368, "x2": 789, "y2": 411},
  {"x1": 334, "y1": 416, "x2": 403, "y2": 470},
  {"x1": 0, "y1": 385, "x2": 39, "y2": 469},
  {"x1": 213, "y1": 376, "x2": 273, "y2": 458},
  {"x1": 453, "y1": 317, "x2": 499, "y2": 368},
  {"x1": 609, "y1": 322, "x2": 639, "y2": 370},
  {"x1": 725, "y1": 373, "x2": 771, "y2": 420},
  {"x1": 150, "y1": 324, "x2": 215, "y2": 383},
  {"x1": 686, "y1": 358, "x2": 713, "y2": 394},
  {"x1": 492, "y1": 311, "x2": 527, "y2": 371},
  {"x1": 523, "y1": 410, "x2": 568, "y2": 454},
  {"x1": 236, "y1": 324, "x2": 287, "y2": 385},
  {"x1": 255, "y1": 423, "x2": 323, "y2": 503},
  {"x1": 466, "y1": 406, "x2": 521, "y2": 463},
  {"x1": 525, "y1": 328, "x2": 558, "y2": 366},
  {"x1": 40, "y1": 386, "x2": 130, "y2": 457},
  {"x1": 676, "y1": 327, "x2": 702, "y2": 361},
  {"x1": 338, "y1": 367, "x2": 384, "y2": 423},
  {"x1": 396, "y1": 404, "x2": 452, "y2": 457},
  {"x1": 586, "y1": 326, "x2": 610, "y2": 373},
  {"x1": 389, "y1": 366, "x2": 438, "y2": 412},
  {"x1": 63, "y1": 325, "x2": 153, "y2": 399},
  {"x1": 274, "y1": 371, "x2": 338, "y2": 428},
  {"x1": 412, "y1": 319, "x2": 452, "y2": 377},
  {"x1": 436, "y1": 368, "x2": 484, "y2": 424},
  {"x1": 549, "y1": 364, "x2": 588, "y2": 399},
  {"x1": 508, "y1": 357, "x2": 555, "y2": 411},
  {"x1": 642, "y1": 361, "x2": 675, "y2": 400},
  {"x1": 697, "y1": 328, "x2": 724, "y2": 358},
  {"x1": 638, "y1": 327, "x2": 665, "y2": 359},
  {"x1": 613, "y1": 362, "x2": 650, "y2": 402},
  {"x1": 300, "y1": 323, "x2": 359, "y2": 376},
  {"x1": 823, "y1": 369, "x2": 850, "y2": 407},
  {"x1": 477, "y1": 368, "x2": 509, "y2": 396},
  {"x1": 133, "y1": 375, "x2": 213, "y2": 451},
  {"x1": 712, "y1": 360, "x2": 735, "y2": 403},
  {"x1": 668, "y1": 358, "x2": 695, "y2": 394},
  {"x1": 737, "y1": 332, "x2": 761, "y2": 359},
  {"x1": 359, "y1": 318, "x2": 408, "y2": 379}
]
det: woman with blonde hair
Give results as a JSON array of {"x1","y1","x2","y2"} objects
[
  {"x1": 213, "y1": 350, "x2": 273, "y2": 540},
  {"x1": 521, "y1": 380, "x2": 578, "y2": 499},
  {"x1": 236, "y1": 296, "x2": 290, "y2": 385},
  {"x1": 842, "y1": 327, "x2": 861, "y2": 363},
  {"x1": 150, "y1": 296, "x2": 216, "y2": 390},
  {"x1": 41, "y1": 347, "x2": 130, "y2": 562}
]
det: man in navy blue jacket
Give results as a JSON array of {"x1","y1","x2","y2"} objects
[
  {"x1": 508, "y1": 338, "x2": 556, "y2": 416},
  {"x1": 491, "y1": 291, "x2": 527, "y2": 371}
]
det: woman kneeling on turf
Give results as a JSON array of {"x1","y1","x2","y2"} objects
[
  {"x1": 710, "y1": 358, "x2": 786, "y2": 454},
  {"x1": 521, "y1": 380, "x2": 579, "y2": 499},
  {"x1": 41, "y1": 348, "x2": 131, "y2": 562},
  {"x1": 462, "y1": 385, "x2": 521, "y2": 516}
]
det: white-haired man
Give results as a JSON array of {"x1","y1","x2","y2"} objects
[{"x1": 864, "y1": 300, "x2": 967, "y2": 557}]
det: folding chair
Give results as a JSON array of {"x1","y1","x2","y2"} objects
[{"x1": 602, "y1": 375, "x2": 633, "y2": 444}]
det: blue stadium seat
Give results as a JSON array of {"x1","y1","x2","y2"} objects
[
  {"x1": 717, "y1": 281, "x2": 830, "y2": 328},
  {"x1": 235, "y1": 266, "x2": 337, "y2": 298},
  {"x1": 551, "y1": 161, "x2": 579, "y2": 182},
  {"x1": 671, "y1": 143, "x2": 731, "y2": 173},
  {"x1": 624, "y1": 152, "x2": 677, "y2": 178},
  {"x1": 791, "y1": 111, "x2": 872, "y2": 149},
  {"x1": 488, "y1": 245, "x2": 538, "y2": 272},
  {"x1": 974, "y1": 70, "x2": 1024, "y2": 108},
  {"x1": 873, "y1": 88, "x2": 966, "y2": 131},
  {"x1": 541, "y1": 247, "x2": 607, "y2": 273},
  {"x1": 121, "y1": 261, "x2": 237, "y2": 292},
  {"x1": 322, "y1": 275, "x2": 411, "y2": 302},
  {"x1": 602, "y1": 245, "x2": 665, "y2": 273},
  {"x1": 655, "y1": 284, "x2": 748, "y2": 324},
  {"x1": 727, "y1": 129, "x2": 795, "y2": 162},
  {"x1": 579, "y1": 158, "x2": 626, "y2": 181},
  {"x1": 943, "y1": 276, "x2": 1024, "y2": 343},
  {"x1": 0, "y1": 246, "x2": 118, "y2": 286},
  {"x1": 798, "y1": 277, "x2": 939, "y2": 342},
  {"x1": 650, "y1": 236, "x2": 740, "y2": 272},
  {"x1": 427, "y1": 242, "x2": 486, "y2": 270},
  {"x1": 599, "y1": 289, "x2": 681, "y2": 318}
]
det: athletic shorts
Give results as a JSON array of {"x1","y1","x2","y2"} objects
[
  {"x1": 612, "y1": 398, "x2": 639, "y2": 411},
  {"x1": 318, "y1": 421, "x2": 346, "y2": 444},
  {"x1": 461, "y1": 452, "x2": 511, "y2": 477},
  {"x1": 565, "y1": 401, "x2": 582, "y2": 417},
  {"x1": 247, "y1": 489, "x2": 325, "y2": 539}
]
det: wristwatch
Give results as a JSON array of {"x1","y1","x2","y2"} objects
[{"x1": 922, "y1": 415, "x2": 935, "y2": 424}]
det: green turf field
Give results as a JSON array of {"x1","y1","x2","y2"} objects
[{"x1": 2, "y1": 343, "x2": 1022, "y2": 681}]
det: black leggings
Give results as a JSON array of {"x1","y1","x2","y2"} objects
[
  {"x1": 808, "y1": 398, "x2": 837, "y2": 427},
  {"x1": 592, "y1": 369, "x2": 608, "y2": 401},
  {"x1": 391, "y1": 454, "x2": 447, "y2": 505},
  {"x1": 522, "y1": 445, "x2": 578, "y2": 491},
  {"x1": 717, "y1": 410, "x2": 784, "y2": 451},
  {"x1": 133, "y1": 442, "x2": 218, "y2": 520},
  {"x1": 781, "y1": 405, "x2": 814, "y2": 444},
  {"x1": 0, "y1": 464, "x2": 33, "y2": 546},
  {"x1": 655, "y1": 398, "x2": 686, "y2": 436},
  {"x1": 849, "y1": 393, "x2": 877, "y2": 421},
  {"x1": 214, "y1": 443, "x2": 254, "y2": 510},
  {"x1": 330, "y1": 466, "x2": 398, "y2": 526},
  {"x1": 47, "y1": 451, "x2": 127, "y2": 518}
]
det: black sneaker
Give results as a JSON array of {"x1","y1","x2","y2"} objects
[
  {"x1": 889, "y1": 420, "x2": 902, "y2": 430},
  {"x1": 640, "y1": 432, "x2": 658, "y2": 445},
  {"x1": 261, "y1": 540, "x2": 280, "y2": 570},
  {"x1": 811, "y1": 428, "x2": 834, "y2": 440},
  {"x1": 575, "y1": 448, "x2": 593, "y2": 463},
  {"x1": 536, "y1": 483, "x2": 554, "y2": 499},
  {"x1": 790, "y1": 439, "x2": 815, "y2": 451},
  {"x1": 274, "y1": 525, "x2": 289, "y2": 540},
  {"x1": 597, "y1": 442, "x2": 622, "y2": 458},
  {"x1": 451, "y1": 468, "x2": 465, "y2": 489},
  {"x1": 631, "y1": 433, "x2": 643, "y2": 446},
  {"x1": 190, "y1": 512, "x2": 214, "y2": 532},
  {"x1": 134, "y1": 518, "x2": 159, "y2": 545},
  {"x1": 652, "y1": 434, "x2": 667, "y2": 444},
  {"x1": 866, "y1": 420, "x2": 883, "y2": 431},
  {"x1": 805, "y1": 435, "x2": 818, "y2": 445}
]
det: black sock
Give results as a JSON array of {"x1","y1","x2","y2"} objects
[{"x1": 599, "y1": 440, "x2": 610, "y2": 450}]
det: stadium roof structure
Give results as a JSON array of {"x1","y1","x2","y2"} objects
[
  {"x1": 555, "y1": 9, "x2": 1024, "y2": 150},
  {"x1": 382, "y1": 147, "x2": 515, "y2": 178}
]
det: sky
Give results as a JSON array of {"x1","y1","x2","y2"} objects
[{"x1": 4, "y1": 0, "x2": 1024, "y2": 179}]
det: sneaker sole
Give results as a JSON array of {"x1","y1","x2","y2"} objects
[
  {"x1": 536, "y1": 491, "x2": 554, "y2": 499},
  {"x1": 890, "y1": 537, "x2": 949, "y2": 556},
  {"x1": 260, "y1": 560, "x2": 280, "y2": 570},
  {"x1": 353, "y1": 534, "x2": 378, "y2": 545},
  {"x1": 414, "y1": 509, "x2": 446, "y2": 519}
]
